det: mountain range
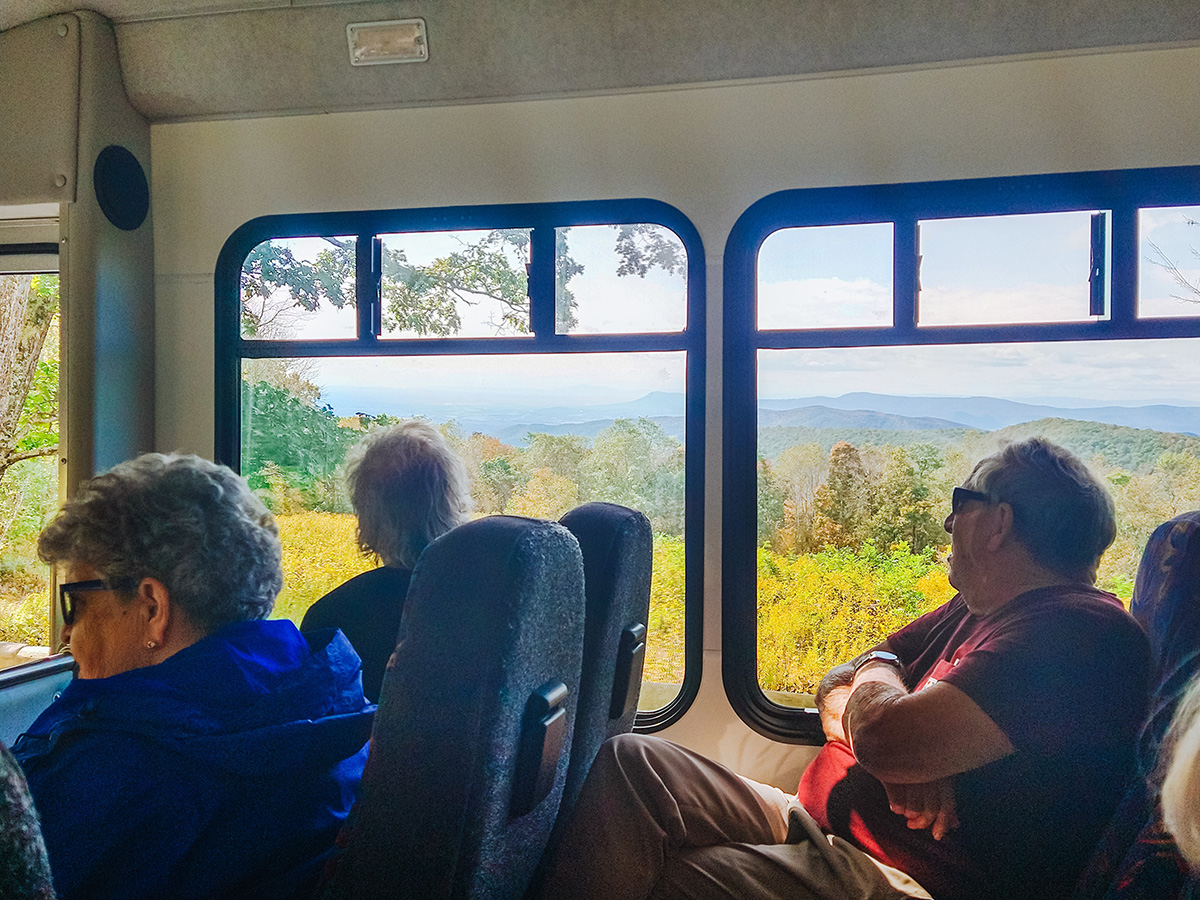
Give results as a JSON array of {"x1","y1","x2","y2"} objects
[{"x1": 324, "y1": 388, "x2": 1200, "y2": 441}]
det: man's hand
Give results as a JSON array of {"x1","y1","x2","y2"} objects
[
  {"x1": 819, "y1": 684, "x2": 852, "y2": 745},
  {"x1": 817, "y1": 649, "x2": 889, "y2": 746},
  {"x1": 883, "y1": 778, "x2": 959, "y2": 841}
]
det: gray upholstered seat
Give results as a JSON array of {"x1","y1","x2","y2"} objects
[
  {"x1": 319, "y1": 515, "x2": 585, "y2": 900},
  {"x1": 1072, "y1": 511, "x2": 1200, "y2": 899},
  {"x1": 554, "y1": 502, "x2": 653, "y2": 834}
]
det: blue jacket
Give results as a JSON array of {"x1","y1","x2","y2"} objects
[{"x1": 13, "y1": 620, "x2": 374, "y2": 900}]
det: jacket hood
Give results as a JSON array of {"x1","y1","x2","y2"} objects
[{"x1": 21, "y1": 620, "x2": 374, "y2": 777}]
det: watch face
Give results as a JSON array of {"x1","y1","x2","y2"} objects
[{"x1": 856, "y1": 650, "x2": 901, "y2": 674}]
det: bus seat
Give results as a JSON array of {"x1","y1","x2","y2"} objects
[
  {"x1": 555, "y1": 503, "x2": 653, "y2": 829},
  {"x1": 318, "y1": 515, "x2": 585, "y2": 900},
  {"x1": 0, "y1": 741, "x2": 54, "y2": 898},
  {"x1": 1073, "y1": 510, "x2": 1200, "y2": 900}
]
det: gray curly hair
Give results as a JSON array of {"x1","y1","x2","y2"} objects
[
  {"x1": 966, "y1": 437, "x2": 1115, "y2": 582},
  {"x1": 38, "y1": 453, "x2": 282, "y2": 634},
  {"x1": 348, "y1": 420, "x2": 472, "y2": 569}
]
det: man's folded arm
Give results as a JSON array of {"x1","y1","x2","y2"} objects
[
  {"x1": 844, "y1": 668, "x2": 1014, "y2": 784},
  {"x1": 816, "y1": 642, "x2": 892, "y2": 745}
]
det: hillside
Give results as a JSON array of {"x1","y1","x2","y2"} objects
[
  {"x1": 758, "y1": 416, "x2": 1200, "y2": 473},
  {"x1": 978, "y1": 418, "x2": 1200, "y2": 472},
  {"x1": 757, "y1": 426, "x2": 975, "y2": 461}
]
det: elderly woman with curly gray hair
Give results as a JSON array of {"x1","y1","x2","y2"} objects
[{"x1": 12, "y1": 453, "x2": 373, "y2": 900}]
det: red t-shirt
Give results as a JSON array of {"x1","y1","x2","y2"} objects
[{"x1": 797, "y1": 586, "x2": 1151, "y2": 900}]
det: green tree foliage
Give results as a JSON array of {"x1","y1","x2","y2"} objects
[
  {"x1": 770, "y1": 442, "x2": 829, "y2": 552},
  {"x1": 977, "y1": 418, "x2": 1200, "y2": 473},
  {"x1": 864, "y1": 444, "x2": 949, "y2": 555},
  {"x1": 241, "y1": 240, "x2": 354, "y2": 336},
  {"x1": 384, "y1": 229, "x2": 538, "y2": 334},
  {"x1": 479, "y1": 456, "x2": 526, "y2": 511},
  {"x1": 581, "y1": 418, "x2": 685, "y2": 534},
  {"x1": 757, "y1": 457, "x2": 786, "y2": 546},
  {"x1": 812, "y1": 441, "x2": 872, "y2": 548},
  {"x1": 242, "y1": 224, "x2": 684, "y2": 340},
  {"x1": 240, "y1": 380, "x2": 357, "y2": 510},
  {"x1": 523, "y1": 432, "x2": 589, "y2": 484},
  {"x1": 1, "y1": 275, "x2": 59, "y2": 484},
  {"x1": 0, "y1": 275, "x2": 59, "y2": 649}
]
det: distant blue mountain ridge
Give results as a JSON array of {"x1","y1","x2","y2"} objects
[
  {"x1": 757, "y1": 393, "x2": 1200, "y2": 435},
  {"x1": 320, "y1": 387, "x2": 1200, "y2": 441}
]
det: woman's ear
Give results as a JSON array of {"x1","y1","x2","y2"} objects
[{"x1": 137, "y1": 577, "x2": 173, "y2": 645}]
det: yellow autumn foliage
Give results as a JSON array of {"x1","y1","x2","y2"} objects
[
  {"x1": 270, "y1": 515, "x2": 955, "y2": 705},
  {"x1": 273, "y1": 512, "x2": 373, "y2": 624},
  {"x1": 757, "y1": 544, "x2": 954, "y2": 695}
]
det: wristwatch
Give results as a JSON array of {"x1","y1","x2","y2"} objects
[{"x1": 853, "y1": 650, "x2": 903, "y2": 678}]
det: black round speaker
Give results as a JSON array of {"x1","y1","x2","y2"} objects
[{"x1": 93, "y1": 145, "x2": 149, "y2": 231}]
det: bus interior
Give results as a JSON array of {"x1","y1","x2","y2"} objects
[{"x1": 2, "y1": 0, "x2": 1200, "y2": 874}]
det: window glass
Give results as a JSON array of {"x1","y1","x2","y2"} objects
[
  {"x1": 240, "y1": 236, "x2": 358, "y2": 340},
  {"x1": 1139, "y1": 206, "x2": 1200, "y2": 319},
  {"x1": 918, "y1": 211, "x2": 1105, "y2": 326},
  {"x1": 555, "y1": 225, "x2": 687, "y2": 334},
  {"x1": 757, "y1": 223, "x2": 893, "y2": 329},
  {"x1": 379, "y1": 229, "x2": 532, "y2": 338},
  {"x1": 0, "y1": 273, "x2": 59, "y2": 667},
  {"x1": 241, "y1": 351, "x2": 687, "y2": 708},
  {"x1": 755, "y1": 338, "x2": 1200, "y2": 704}
]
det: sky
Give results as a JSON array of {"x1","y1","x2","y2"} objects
[{"x1": 243, "y1": 208, "x2": 1200, "y2": 411}]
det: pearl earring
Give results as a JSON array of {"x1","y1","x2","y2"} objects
[{"x1": 145, "y1": 640, "x2": 157, "y2": 650}]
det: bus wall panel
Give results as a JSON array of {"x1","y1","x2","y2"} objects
[{"x1": 0, "y1": 14, "x2": 79, "y2": 206}]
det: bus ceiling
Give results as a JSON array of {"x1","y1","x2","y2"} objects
[{"x1": 1, "y1": 1, "x2": 1199, "y2": 123}]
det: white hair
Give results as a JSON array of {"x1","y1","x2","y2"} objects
[
  {"x1": 1163, "y1": 675, "x2": 1200, "y2": 867},
  {"x1": 347, "y1": 420, "x2": 472, "y2": 569}
]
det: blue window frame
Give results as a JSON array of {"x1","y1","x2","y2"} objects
[
  {"x1": 724, "y1": 166, "x2": 1200, "y2": 742},
  {"x1": 214, "y1": 199, "x2": 705, "y2": 728}
]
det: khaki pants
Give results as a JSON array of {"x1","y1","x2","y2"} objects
[{"x1": 541, "y1": 734, "x2": 931, "y2": 900}]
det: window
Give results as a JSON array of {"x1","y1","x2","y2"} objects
[
  {"x1": 0, "y1": 205, "x2": 61, "y2": 669},
  {"x1": 217, "y1": 200, "x2": 704, "y2": 726},
  {"x1": 724, "y1": 167, "x2": 1200, "y2": 740}
]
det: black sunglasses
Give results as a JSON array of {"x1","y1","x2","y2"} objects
[
  {"x1": 58, "y1": 578, "x2": 138, "y2": 627},
  {"x1": 951, "y1": 487, "x2": 993, "y2": 515}
]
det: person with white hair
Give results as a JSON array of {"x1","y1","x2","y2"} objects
[
  {"x1": 1163, "y1": 674, "x2": 1200, "y2": 871},
  {"x1": 301, "y1": 419, "x2": 472, "y2": 702}
]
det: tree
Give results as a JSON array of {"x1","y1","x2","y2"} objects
[
  {"x1": 757, "y1": 457, "x2": 786, "y2": 546},
  {"x1": 0, "y1": 275, "x2": 58, "y2": 485},
  {"x1": 507, "y1": 467, "x2": 580, "y2": 519},
  {"x1": 240, "y1": 380, "x2": 357, "y2": 510},
  {"x1": 523, "y1": 432, "x2": 589, "y2": 484},
  {"x1": 241, "y1": 224, "x2": 685, "y2": 342},
  {"x1": 812, "y1": 441, "x2": 873, "y2": 549},
  {"x1": 479, "y1": 456, "x2": 526, "y2": 512},
  {"x1": 581, "y1": 418, "x2": 684, "y2": 534},
  {"x1": 773, "y1": 442, "x2": 828, "y2": 552},
  {"x1": 1147, "y1": 213, "x2": 1200, "y2": 305},
  {"x1": 865, "y1": 444, "x2": 948, "y2": 555}
]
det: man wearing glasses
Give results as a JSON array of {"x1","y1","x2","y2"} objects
[{"x1": 542, "y1": 437, "x2": 1152, "y2": 900}]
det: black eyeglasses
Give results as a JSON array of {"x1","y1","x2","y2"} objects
[
  {"x1": 58, "y1": 578, "x2": 137, "y2": 627},
  {"x1": 951, "y1": 487, "x2": 993, "y2": 516}
]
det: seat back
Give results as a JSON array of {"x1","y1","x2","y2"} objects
[
  {"x1": 0, "y1": 742, "x2": 54, "y2": 900},
  {"x1": 319, "y1": 515, "x2": 585, "y2": 900},
  {"x1": 1073, "y1": 511, "x2": 1200, "y2": 899},
  {"x1": 556, "y1": 503, "x2": 653, "y2": 826}
]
